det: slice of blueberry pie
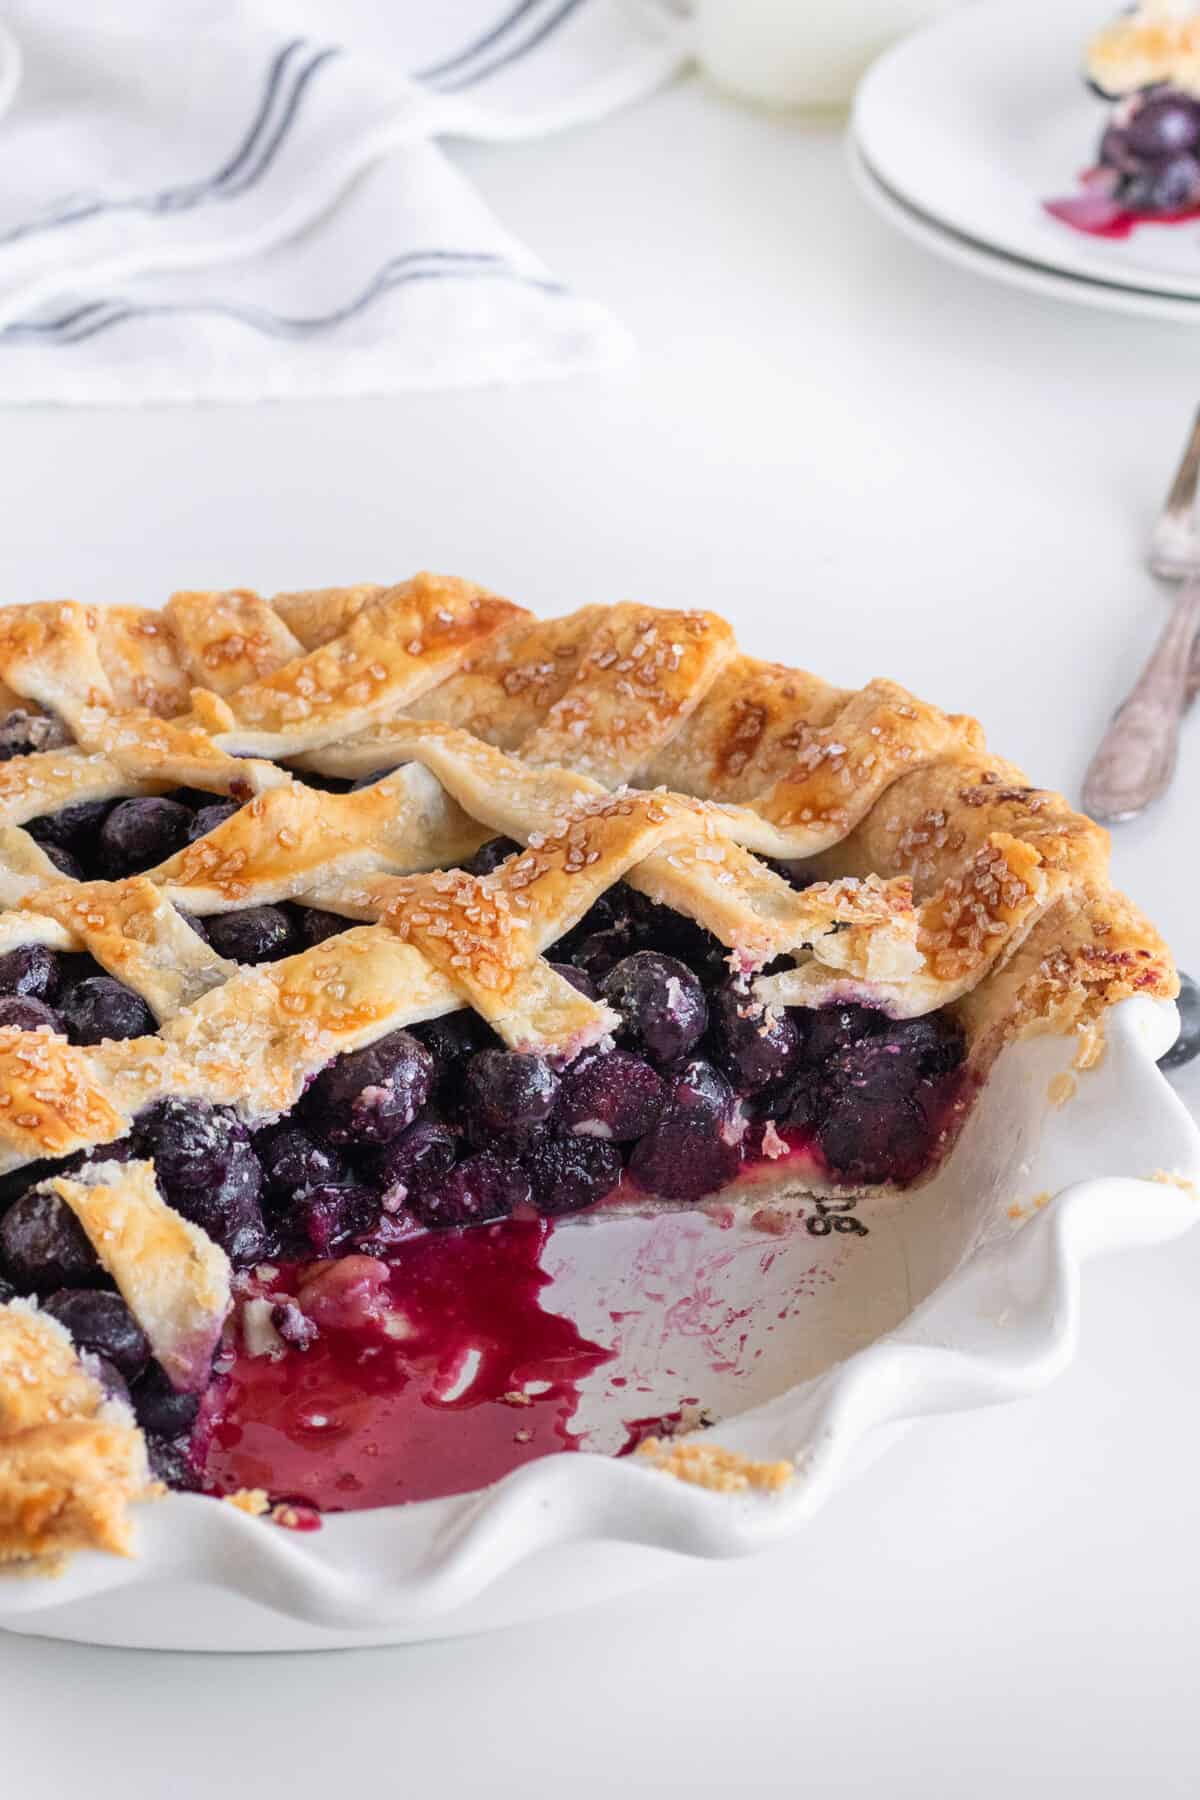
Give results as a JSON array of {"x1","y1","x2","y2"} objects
[
  {"x1": 0, "y1": 577, "x2": 1174, "y2": 1567},
  {"x1": 1048, "y1": 2, "x2": 1200, "y2": 235}
]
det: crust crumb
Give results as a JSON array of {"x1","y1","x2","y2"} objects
[
  {"x1": 225, "y1": 1487, "x2": 270, "y2": 1517},
  {"x1": 1150, "y1": 1170, "x2": 1199, "y2": 1198},
  {"x1": 760, "y1": 1121, "x2": 788, "y2": 1161},
  {"x1": 1047, "y1": 1071, "x2": 1077, "y2": 1108},
  {"x1": 500, "y1": 1390, "x2": 533, "y2": 1408},
  {"x1": 271, "y1": 1501, "x2": 322, "y2": 1531},
  {"x1": 1073, "y1": 1025, "x2": 1106, "y2": 1072},
  {"x1": 635, "y1": 1437, "x2": 793, "y2": 1494}
]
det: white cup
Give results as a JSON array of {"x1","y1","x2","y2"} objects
[{"x1": 695, "y1": 0, "x2": 953, "y2": 110}]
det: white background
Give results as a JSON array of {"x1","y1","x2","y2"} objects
[{"x1": 3, "y1": 80, "x2": 1200, "y2": 1798}]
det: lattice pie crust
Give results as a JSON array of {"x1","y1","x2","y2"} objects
[{"x1": 0, "y1": 575, "x2": 1175, "y2": 1564}]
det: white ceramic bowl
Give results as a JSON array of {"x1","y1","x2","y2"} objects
[{"x1": 2, "y1": 995, "x2": 1197, "y2": 1652}]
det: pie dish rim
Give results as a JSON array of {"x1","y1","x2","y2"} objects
[{"x1": 0, "y1": 573, "x2": 1177, "y2": 1584}]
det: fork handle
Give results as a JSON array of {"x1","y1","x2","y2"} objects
[{"x1": 1082, "y1": 583, "x2": 1200, "y2": 823}]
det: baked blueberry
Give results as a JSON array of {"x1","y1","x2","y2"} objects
[
  {"x1": 0, "y1": 944, "x2": 62, "y2": 1003},
  {"x1": 632, "y1": 898, "x2": 727, "y2": 983},
  {"x1": 0, "y1": 994, "x2": 65, "y2": 1035},
  {"x1": 98, "y1": 797, "x2": 192, "y2": 876},
  {"x1": 665, "y1": 1056, "x2": 735, "y2": 1122},
  {"x1": 602, "y1": 951, "x2": 707, "y2": 1066},
  {"x1": 42, "y1": 1288, "x2": 151, "y2": 1379},
  {"x1": 464, "y1": 1048, "x2": 559, "y2": 1147},
  {"x1": 815, "y1": 1090, "x2": 931, "y2": 1186},
  {"x1": 524, "y1": 1135, "x2": 622, "y2": 1216},
  {"x1": 75, "y1": 1137, "x2": 135, "y2": 1173},
  {"x1": 41, "y1": 843, "x2": 83, "y2": 881},
  {"x1": 711, "y1": 983, "x2": 800, "y2": 1093},
  {"x1": 0, "y1": 1188, "x2": 102, "y2": 1293},
  {"x1": 131, "y1": 1363, "x2": 201, "y2": 1435},
  {"x1": 557, "y1": 884, "x2": 640, "y2": 978},
  {"x1": 547, "y1": 960, "x2": 599, "y2": 1001},
  {"x1": 365, "y1": 1119, "x2": 458, "y2": 1206},
  {"x1": 0, "y1": 708, "x2": 71, "y2": 760},
  {"x1": 133, "y1": 1099, "x2": 266, "y2": 1266},
  {"x1": 255, "y1": 1123, "x2": 348, "y2": 1198},
  {"x1": 876, "y1": 1012, "x2": 966, "y2": 1081},
  {"x1": 304, "y1": 1029, "x2": 435, "y2": 1147},
  {"x1": 627, "y1": 1057, "x2": 740, "y2": 1202},
  {"x1": 85, "y1": 1353, "x2": 131, "y2": 1409},
  {"x1": 412, "y1": 1011, "x2": 495, "y2": 1104},
  {"x1": 28, "y1": 798, "x2": 111, "y2": 856},
  {"x1": 61, "y1": 976, "x2": 155, "y2": 1045},
  {"x1": 294, "y1": 905, "x2": 351, "y2": 947},
  {"x1": 144, "y1": 1432, "x2": 200, "y2": 1491},
  {"x1": 821, "y1": 1018, "x2": 962, "y2": 1100},
  {"x1": 556, "y1": 1048, "x2": 666, "y2": 1141},
  {"x1": 800, "y1": 1003, "x2": 884, "y2": 1068},
  {"x1": 204, "y1": 905, "x2": 297, "y2": 964},
  {"x1": 292, "y1": 1182, "x2": 380, "y2": 1255},
  {"x1": 187, "y1": 800, "x2": 240, "y2": 842},
  {"x1": 409, "y1": 1151, "x2": 531, "y2": 1229},
  {"x1": 1126, "y1": 150, "x2": 1200, "y2": 213},
  {"x1": 464, "y1": 835, "x2": 521, "y2": 876},
  {"x1": 1127, "y1": 91, "x2": 1200, "y2": 160}
]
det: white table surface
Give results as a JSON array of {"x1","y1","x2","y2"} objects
[{"x1": 4, "y1": 76, "x2": 1200, "y2": 1799}]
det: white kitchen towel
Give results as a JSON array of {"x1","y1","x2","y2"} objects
[{"x1": 0, "y1": 1, "x2": 692, "y2": 404}]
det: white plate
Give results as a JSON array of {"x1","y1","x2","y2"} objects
[
  {"x1": 1, "y1": 997, "x2": 1197, "y2": 1652},
  {"x1": 850, "y1": 138, "x2": 1200, "y2": 324},
  {"x1": 853, "y1": 0, "x2": 1200, "y2": 303}
]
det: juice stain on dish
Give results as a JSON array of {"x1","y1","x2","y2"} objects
[
  {"x1": 200, "y1": 1219, "x2": 613, "y2": 1511},
  {"x1": 1044, "y1": 192, "x2": 1200, "y2": 237}
]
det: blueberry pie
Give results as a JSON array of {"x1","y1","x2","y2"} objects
[
  {"x1": 1048, "y1": 2, "x2": 1200, "y2": 235},
  {"x1": 0, "y1": 577, "x2": 1174, "y2": 1567}
]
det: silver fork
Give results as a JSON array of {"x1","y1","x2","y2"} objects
[{"x1": 1082, "y1": 407, "x2": 1200, "y2": 823}]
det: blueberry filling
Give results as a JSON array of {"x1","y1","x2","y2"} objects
[
  {"x1": 0, "y1": 765, "x2": 971, "y2": 1501},
  {"x1": 0, "y1": 789, "x2": 971, "y2": 1257},
  {"x1": 1095, "y1": 88, "x2": 1200, "y2": 213}
]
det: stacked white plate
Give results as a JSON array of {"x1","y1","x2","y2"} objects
[{"x1": 852, "y1": 0, "x2": 1200, "y2": 322}]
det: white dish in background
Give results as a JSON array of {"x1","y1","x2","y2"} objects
[
  {"x1": 850, "y1": 140, "x2": 1200, "y2": 325},
  {"x1": 0, "y1": 996, "x2": 1196, "y2": 1653},
  {"x1": 853, "y1": 0, "x2": 1200, "y2": 303}
]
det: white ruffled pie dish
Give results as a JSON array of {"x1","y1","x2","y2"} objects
[{"x1": 0, "y1": 993, "x2": 1196, "y2": 1653}]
